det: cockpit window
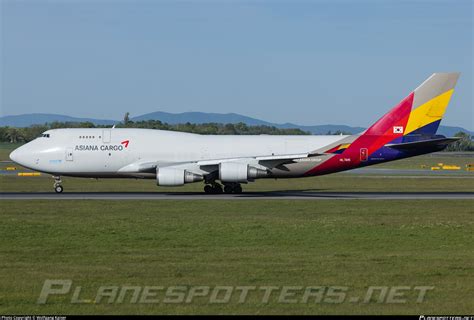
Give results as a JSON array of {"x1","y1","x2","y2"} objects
[{"x1": 38, "y1": 133, "x2": 50, "y2": 138}]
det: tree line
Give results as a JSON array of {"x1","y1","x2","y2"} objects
[
  {"x1": 444, "y1": 132, "x2": 474, "y2": 152},
  {"x1": 0, "y1": 120, "x2": 310, "y2": 143}
]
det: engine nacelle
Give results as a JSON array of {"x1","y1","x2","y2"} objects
[
  {"x1": 219, "y1": 162, "x2": 268, "y2": 182},
  {"x1": 157, "y1": 168, "x2": 203, "y2": 186}
]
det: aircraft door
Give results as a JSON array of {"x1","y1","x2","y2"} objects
[
  {"x1": 102, "y1": 130, "x2": 111, "y2": 143},
  {"x1": 66, "y1": 148, "x2": 73, "y2": 161}
]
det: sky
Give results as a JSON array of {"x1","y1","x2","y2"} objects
[{"x1": 1, "y1": 0, "x2": 473, "y2": 130}]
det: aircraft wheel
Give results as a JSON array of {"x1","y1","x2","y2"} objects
[
  {"x1": 224, "y1": 185, "x2": 233, "y2": 194},
  {"x1": 213, "y1": 184, "x2": 223, "y2": 194},
  {"x1": 54, "y1": 185, "x2": 64, "y2": 193},
  {"x1": 204, "y1": 185, "x2": 213, "y2": 194},
  {"x1": 233, "y1": 184, "x2": 242, "y2": 194}
]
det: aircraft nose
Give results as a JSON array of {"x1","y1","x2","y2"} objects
[
  {"x1": 9, "y1": 148, "x2": 20, "y2": 163},
  {"x1": 9, "y1": 145, "x2": 31, "y2": 167}
]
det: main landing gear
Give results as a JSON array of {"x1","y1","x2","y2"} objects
[
  {"x1": 223, "y1": 183, "x2": 242, "y2": 194},
  {"x1": 203, "y1": 182, "x2": 242, "y2": 194},
  {"x1": 204, "y1": 182, "x2": 223, "y2": 194},
  {"x1": 53, "y1": 176, "x2": 63, "y2": 193}
]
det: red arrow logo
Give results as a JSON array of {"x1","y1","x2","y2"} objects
[{"x1": 121, "y1": 140, "x2": 130, "y2": 148}]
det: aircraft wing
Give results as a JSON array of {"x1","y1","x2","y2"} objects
[
  {"x1": 197, "y1": 153, "x2": 314, "y2": 166},
  {"x1": 118, "y1": 152, "x2": 321, "y2": 175}
]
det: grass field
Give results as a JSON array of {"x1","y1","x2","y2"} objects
[
  {"x1": 0, "y1": 200, "x2": 473, "y2": 315},
  {"x1": 1, "y1": 143, "x2": 473, "y2": 314}
]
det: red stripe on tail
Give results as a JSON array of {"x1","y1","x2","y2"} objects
[{"x1": 306, "y1": 92, "x2": 414, "y2": 176}]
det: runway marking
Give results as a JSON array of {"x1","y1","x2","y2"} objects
[{"x1": 1, "y1": 192, "x2": 473, "y2": 200}]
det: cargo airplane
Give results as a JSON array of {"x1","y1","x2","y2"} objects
[{"x1": 10, "y1": 73, "x2": 460, "y2": 194}]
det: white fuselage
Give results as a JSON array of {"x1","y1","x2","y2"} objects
[{"x1": 10, "y1": 128, "x2": 348, "y2": 178}]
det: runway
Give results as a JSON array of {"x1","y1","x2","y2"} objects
[{"x1": 1, "y1": 191, "x2": 473, "y2": 200}]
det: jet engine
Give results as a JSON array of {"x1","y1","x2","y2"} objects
[
  {"x1": 219, "y1": 162, "x2": 268, "y2": 182},
  {"x1": 157, "y1": 168, "x2": 203, "y2": 186}
]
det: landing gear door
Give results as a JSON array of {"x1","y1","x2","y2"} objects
[
  {"x1": 103, "y1": 130, "x2": 111, "y2": 144},
  {"x1": 360, "y1": 148, "x2": 368, "y2": 162},
  {"x1": 66, "y1": 148, "x2": 73, "y2": 161}
]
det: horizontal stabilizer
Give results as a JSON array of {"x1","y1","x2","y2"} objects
[{"x1": 385, "y1": 137, "x2": 460, "y2": 151}]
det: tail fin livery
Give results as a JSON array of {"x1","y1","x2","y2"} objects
[
  {"x1": 307, "y1": 73, "x2": 460, "y2": 176},
  {"x1": 405, "y1": 73, "x2": 460, "y2": 135},
  {"x1": 365, "y1": 73, "x2": 460, "y2": 137}
]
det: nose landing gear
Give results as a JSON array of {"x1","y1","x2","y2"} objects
[{"x1": 53, "y1": 176, "x2": 63, "y2": 193}]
